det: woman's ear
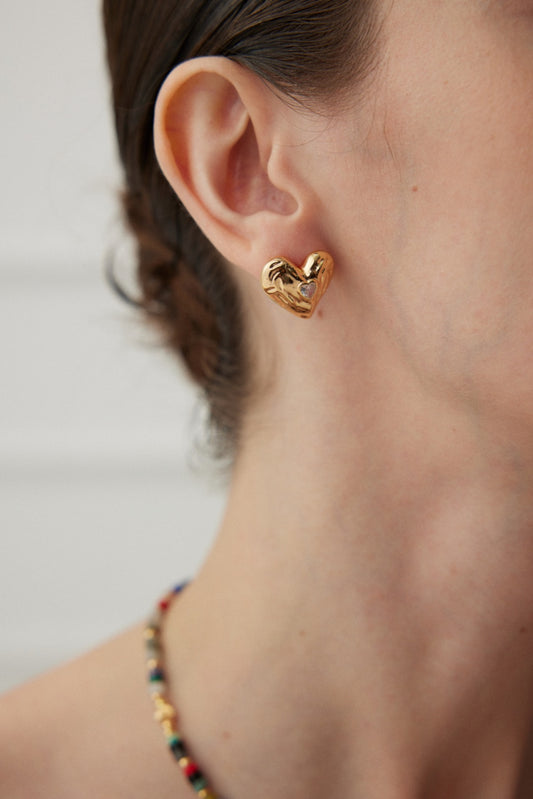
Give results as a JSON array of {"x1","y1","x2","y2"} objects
[{"x1": 153, "y1": 56, "x2": 310, "y2": 274}]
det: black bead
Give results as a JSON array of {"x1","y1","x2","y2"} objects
[{"x1": 169, "y1": 739, "x2": 187, "y2": 761}]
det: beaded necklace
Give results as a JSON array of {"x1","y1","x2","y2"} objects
[{"x1": 144, "y1": 583, "x2": 221, "y2": 799}]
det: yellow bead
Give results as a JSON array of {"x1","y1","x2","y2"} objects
[
  {"x1": 161, "y1": 720, "x2": 175, "y2": 737},
  {"x1": 198, "y1": 791, "x2": 217, "y2": 799},
  {"x1": 154, "y1": 702, "x2": 176, "y2": 723},
  {"x1": 179, "y1": 757, "x2": 191, "y2": 769},
  {"x1": 146, "y1": 658, "x2": 161, "y2": 671},
  {"x1": 143, "y1": 626, "x2": 158, "y2": 642}
]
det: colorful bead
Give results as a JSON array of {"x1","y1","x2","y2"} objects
[
  {"x1": 145, "y1": 582, "x2": 220, "y2": 798},
  {"x1": 162, "y1": 720, "x2": 175, "y2": 737},
  {"x1": 168, "y1": 735, "x2": 187, "y2": 760},
  {"x1": 191, "y1": 774, "x2": 208, "y2": 791},
  {"x1": 154, "y1": 702, "x2": 176, "y2": 723},
  {"x1": 148, "y1": 680, "x2": 166, "y2": 696},
  {"x1": 183, "y1": 760, "x2": 200, "y2": 778},
  {"x1": 143, "y1": 626, "x2": 159, "y2": 642}
]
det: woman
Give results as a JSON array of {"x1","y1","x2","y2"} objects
[{"x1": 3, "y1": 0, "x2": 533, "y2": 796}]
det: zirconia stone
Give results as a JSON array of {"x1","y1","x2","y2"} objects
[{"x1": 299, "y1": 282, "x2": 317, "y2": 299}]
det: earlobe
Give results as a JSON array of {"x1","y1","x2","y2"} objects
[{"x1": 153, "y1": 57, "x2": 301, "y2": 272}]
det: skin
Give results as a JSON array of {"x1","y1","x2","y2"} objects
[{"x1": 3, "y1": 0, "x2": 533, "y2": 796}]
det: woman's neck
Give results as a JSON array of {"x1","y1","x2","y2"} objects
[{"x1": 165, "y1": 348, "x2": 533, "y2": 798}]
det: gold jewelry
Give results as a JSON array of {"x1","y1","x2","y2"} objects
[{"x1": 261, "y1": 251, "x2": 334, "y2": 318}]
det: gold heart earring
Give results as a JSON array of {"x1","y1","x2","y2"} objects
[{"x1": 261, "y1": 251, "x2": 334, "y2": 318}]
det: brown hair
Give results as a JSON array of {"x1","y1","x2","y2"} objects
[{"x1": 102, "y1": 0, "x2": 378, "y2": 458}]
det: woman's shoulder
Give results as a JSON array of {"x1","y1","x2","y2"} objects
[{"x1": 0, "y1": 625, "x2": 188, "y2": 799}]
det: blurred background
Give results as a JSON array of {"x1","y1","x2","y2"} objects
[{"x1": 0, "y1": 3, "x2": 225, "y2": 692}]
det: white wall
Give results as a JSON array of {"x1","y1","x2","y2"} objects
[{"x1": 0, "y1": 3, "x2": 226, "y2": 693}]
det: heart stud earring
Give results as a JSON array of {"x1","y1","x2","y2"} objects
[{"x1": 261, "y1": 251, "x2": 334, "y2": 318}]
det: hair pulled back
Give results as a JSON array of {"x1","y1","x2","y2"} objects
[{"x1": 102, "y1": 0, "x2": 378, "y2": 457}]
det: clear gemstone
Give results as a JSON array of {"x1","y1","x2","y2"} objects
[{"x1": 299, "y1": 282, "x2": 317, "y2": 299}]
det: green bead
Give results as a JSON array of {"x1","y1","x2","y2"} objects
[
  {"x1": 168, "y1": 735, "x2": 187, "y2": 760},
  {"x1": 192, "y1": 774, "x2": 207, "y2": 791}
]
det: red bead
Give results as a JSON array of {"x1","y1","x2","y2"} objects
[
  {"x1": 184, "y1": 761, "x2": 199, "y2": 777},
  {"x1": 159, "y1": 599, "x2": 170, "y2": 612}
]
